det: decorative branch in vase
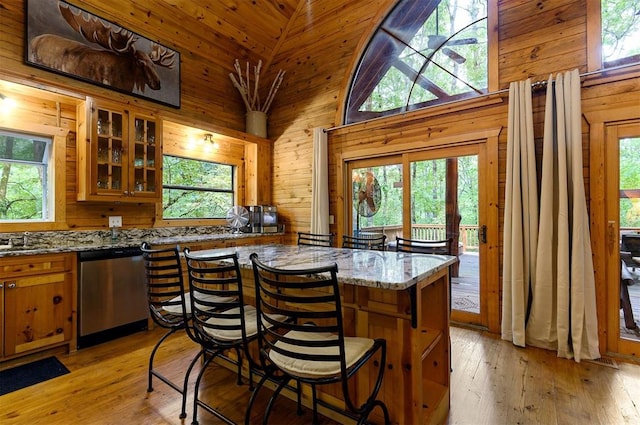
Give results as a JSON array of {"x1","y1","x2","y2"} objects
[{"x1": 229, "y1": 59, "x2": 285, "y2": 137}]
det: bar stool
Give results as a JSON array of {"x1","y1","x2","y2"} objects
[
  {"x1": 246, "y1": 253, "x2": 390, "y2": 425},
  {"x1": 183, "y1": 248, "x2": 285, "y2": 425},
  {"x1": 297, "y1": 231, "x2": 334, "y2": 247},
  {"x1": 395, "y1": 236, "x2": 453, "y2": 255},
  {"x1": 141, "y1": 242, "x2": 200, "y2": 419},
  {"x1": 342, "y1": 233, "x2": 387, "y2": 251}
]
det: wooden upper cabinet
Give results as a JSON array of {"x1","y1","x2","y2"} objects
[{"x1": 76, "y1": 98, "x2": 162, "y2": 203}]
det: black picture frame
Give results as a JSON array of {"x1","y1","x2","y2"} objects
[{"x1": 25, "y1": 0, "x2": 181, "y2": 108}]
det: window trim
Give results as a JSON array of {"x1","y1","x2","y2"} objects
[
  {"x1": 0, "y1": 129, "x2": 52, "y2": 222},
  {"x1": 587, "y1": 1, "x2": 640, "y2": 72},
  {"x1": 0, "y1": 122, "x2": 67, "y2": 231},
  {"x1": 159, "y1": 152, "x2": 239, "y2": 220},
  {"x1": 344, "y1": 0, "x2": 493, "y2": 124},
  {"x1": 154, "y1": 150, "x2": 246, "y2": 227}
]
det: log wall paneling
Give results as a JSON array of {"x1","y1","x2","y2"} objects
[{"x1": 1, "y1": 0, "x2": 640, "y2": 356}]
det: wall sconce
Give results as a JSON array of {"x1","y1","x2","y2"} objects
[
  {"x1": 0, "y1": 93, "x2": 17, "y2": 112},
  {"x1": 203, "y1": 133, "x2": 219, "y2": 149}
]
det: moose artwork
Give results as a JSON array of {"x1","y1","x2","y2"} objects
[{"x1": 25, "y1": 0, "x2": 180, "y2": 108}]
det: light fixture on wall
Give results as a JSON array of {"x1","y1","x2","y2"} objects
[
  {"x1": 0, "y1": 93, "x2": 17, "y2": 113},
  {"x1": 203, "y1": 133, "x2": 219, "y2": 149}
]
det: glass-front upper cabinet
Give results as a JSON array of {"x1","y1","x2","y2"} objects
[{"x1": 76, "y1": 98, "x2": 161, "y2": 202}]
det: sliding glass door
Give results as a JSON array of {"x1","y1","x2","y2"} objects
[
  {"x1": 346, "y1": 141, "x2": 498, "y2": 330},
  {"x1": 605, "y1": 122, "x2": 640, "y2": 355}
]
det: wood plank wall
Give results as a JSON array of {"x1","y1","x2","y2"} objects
[
  {"x1": 1, "y1": 0, "x2": 639, "y2": 350},
  {"x1": 0, "y1": 0, "x2": 256, "y2": 131},
  {"x1": 266, "y1": 0, "x2": 393, "y2": 235}
]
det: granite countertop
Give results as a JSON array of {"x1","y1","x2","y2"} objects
[
  {"x1": 188, "y1": 243, "x2": 457, "y2": 290},
  {"x1": 0, "y1": 227, "x2": 281, "y2": 258}
]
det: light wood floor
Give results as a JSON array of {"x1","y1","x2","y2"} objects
[{"x1": 1, "y1": 326, "x2": 639, "y2": 425}]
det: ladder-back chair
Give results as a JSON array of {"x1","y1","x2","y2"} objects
[
  {"x1": 297, "y1": 232, "x2": 334, "y2": 247},
  {"x1": 342, "y1": 233, "x2": 387, "y2": 251},
  {"x1": 246, "y1": 253, "x2": 390, "y2": 425}
]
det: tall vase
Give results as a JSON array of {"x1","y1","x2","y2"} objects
[{"x1": 245, "y1": 110, "x2": 268, "y2": 138}]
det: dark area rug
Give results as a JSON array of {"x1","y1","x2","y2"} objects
[{"x1": 0, "y1": 356, "x2": 70, "y2": 396}]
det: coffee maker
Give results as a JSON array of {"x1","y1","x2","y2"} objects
[
  {"x1": 246, "y1": 205, "x2": 262, "y2": 233},
  {"x1": 261, "y1": 205, "x2": 278, "y2": 233}
]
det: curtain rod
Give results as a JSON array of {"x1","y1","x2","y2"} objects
[{"x1": 324, "y1": 62, "x2": 638, "y2": 133}]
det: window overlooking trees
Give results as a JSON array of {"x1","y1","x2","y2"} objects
[
  {"x1": 162, "y1": 155, "x2": 234, "y2": 219},
  {"x1": 620, "y1": 137, "x2": 640, "y2": 229},
  {"x1": 601, "y1": 1, "x2": 640, "y2": 67},
  {"x1": 350, "y1": 156, "x2": 479, "y2": 245},
  {"x1": 0, "y1": 130, "x2": 52, "y2": 221},
  {"x1": 345, "y1": 0, "x2": 488, "y2": 124}
]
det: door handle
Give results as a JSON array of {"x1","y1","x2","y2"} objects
[
  {"x1": 608, "y1": 221, "x2": 617, "y2": 253},
  {"x1": 479, "y1": 225, "x2": 487, "y2": 244}
]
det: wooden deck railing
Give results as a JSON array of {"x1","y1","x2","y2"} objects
[
  {"x1": 360, "y1": 224, "x2": 480, "y2": 252},
  {"x1": 356, "y1": 226, "x2": 639, "y2": 253}
]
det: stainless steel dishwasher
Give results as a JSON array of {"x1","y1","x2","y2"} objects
[{"x1": 78, "y1": 246, "x2": 148, "y2": 348}]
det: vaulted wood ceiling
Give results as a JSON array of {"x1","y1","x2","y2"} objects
[
  {"x1": 51, "y1": 0, "x2": 390, "y2": 128},
  {"x1": 0, "y1": 0, "x2": 393, "y2": 131},
  {"x1": 88, "y1": 0, "x2": 303, "y2": 76}
]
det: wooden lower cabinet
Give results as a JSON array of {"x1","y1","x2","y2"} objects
[
  {"x1": 0, "y1": 253, "x2": 76, "y2": 360},
  {"x1": 340, "y1": 267, "x2": 451, "y2": 425}
]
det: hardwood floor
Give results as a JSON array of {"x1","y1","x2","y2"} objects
[{"x1": 1, "y1": 326, "x2": 639, "y2": 425}]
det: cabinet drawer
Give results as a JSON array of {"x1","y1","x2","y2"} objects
[{"x1": 0, "y1": 253, "x2": 72, "y2": 278}]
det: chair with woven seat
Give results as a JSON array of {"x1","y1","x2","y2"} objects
[
  {"x1": 183, "y1": 248, "x2": 269, "y2": 425},
  {"x1": 395, "y1": 236, "x2": 453, "y2": 255},
  {"x1": 342, "y1": 233, "x2": 387, "y2": 251},
  {"x1": 141, "y1": 242, "x2": 201, "y2": 419},
  {"x1": 297, "y1": 231, "x2": 334, "y2": 247},
  {"x1": 246, "y1": 253, "x2": 390, "y2": 425}
]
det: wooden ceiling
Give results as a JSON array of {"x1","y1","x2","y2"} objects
[
  {"x1": 1, "y1": 0, "x2": 394, "y2": 133},
  {"x1": 77, "y1": 0, "x2": 303, "y2": 76}
]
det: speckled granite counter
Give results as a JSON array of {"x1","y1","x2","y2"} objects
[
  {"x1": 0, "y1": 227, "x2": 282, "y2": 257},
  {"x1": 190, "y1": 243, "x2": 456, "y2": 290}
]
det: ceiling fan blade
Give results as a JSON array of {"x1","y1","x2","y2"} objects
[
  {"x1": 442, "y1": 47, "x2": 466, "y2": 64},
  {"x1": 445, "y1": 37, "x2": 478, "y2": 46},
  {"x1": 427, "y1": 35, "x2": 447, "y2": 49}
]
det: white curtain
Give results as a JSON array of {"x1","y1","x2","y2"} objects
[
  {"x1": 501, "y1": 78, "x2": 538, "y2": 347},
  {"x1": 526, "y1": 69, "x2": 599, "y2": 361},
  {"x1": 311, "y1": 127, "x2": 330, "y2": 234}
]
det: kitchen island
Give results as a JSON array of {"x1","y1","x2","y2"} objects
[{"x1": 190, "y1": 244, "x2": 456, "y2": 425}]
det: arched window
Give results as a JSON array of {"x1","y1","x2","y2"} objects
[
  {"x1": 601, "y1": 1, "x2": 640, "y2": 68},
  {"x1": 345, "y1": 0, "x2": 488, "y2": 124}
]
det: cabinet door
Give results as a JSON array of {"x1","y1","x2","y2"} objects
[
  {"x1": 129, "y1": 112, "x2": 162, "y2": 200},
  {"x1": 3, "y1": 272, "x2": 73, "y2": 356},
  {"x1": 95, "y1": 105, "x2": 128, "y2": 197},
  {"x1": 76, "y1": 99, "x2": 161, "y2": 203}
]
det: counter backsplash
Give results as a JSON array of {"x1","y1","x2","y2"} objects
[{"x1": 0, "y1": 226, "x2": 233, "y2": 250}]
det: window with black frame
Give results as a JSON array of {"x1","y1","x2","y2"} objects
[
  {"x1": 345, "y1": 0, "x2": 488, "y2": 124},
  {"x1": 162, "y1": 155, "x2": 235, "y2": 219},
  {"x1": 601, "y1": 1, "x2": 640, "y2": 68}
]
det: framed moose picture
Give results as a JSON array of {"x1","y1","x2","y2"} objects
[{"x1": 25, "y1": 0, "x2": 181, "y2": 108}]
